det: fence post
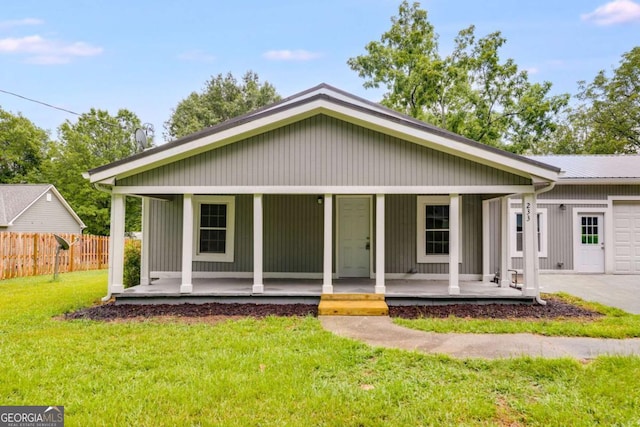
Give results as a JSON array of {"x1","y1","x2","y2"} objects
[
  {"x1": 69, "y1": 236, "x2": 75, "y2": 272},
  {"x1": 33, "y1": 234, "x2": 38, "y2": 276}
]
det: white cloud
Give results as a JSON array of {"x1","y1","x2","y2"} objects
[
  {"x1": 524, "y1": 67, "x2": 539, "y2": 75},
  {"x1": 0, "y1": 18, "x2": 43, "y2": 30},
  {"x1": 581, "y1": 0, "x2": 640, "y2": 25},
  {"x1": 262, "y1": 49, "x2": 322, "y2": 61},
  {"x1": 0, "y1": 34, "x2": 102, "y2": 64},
  {"x1": 177, "y1": 49, "x2": 216, "y2": 63}
]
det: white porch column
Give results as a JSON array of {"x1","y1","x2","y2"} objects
[
  {"x1": 140, "y1": 197, "x2": 151, "y2": 286},
  {"x1": 180, "y1": 194, "x2": 193, "y2": 293},
  {"x1": 448, "y1": 194, "x2": 460, "y2": 295},
  {"x1": 375, "y1": 194, "x2": 386, "y2": 294},
  {"x1": 322, "y1": 194, "x2": 333, "y2": 294},
  {"x1": 253, "y1": 194, "x2": 264, "y2": 294},
  {"x1": 521, "y1": 193, "x2": 539, "y2": 297},
  {"x1": 500, "y1": 197, "x2": 511, "y2": 288},
  {"x1": 109, "y1": 193, "x2": 126, "y2": 294},
  {"x1": 481, "y1": 199, "x2": 491, "y2": 282}
]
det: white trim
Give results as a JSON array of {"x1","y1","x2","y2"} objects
[
  {"x1": 89, "y1": 96, "x2": 559, "y2": 183},
  {"x1": 448, "y1": 194, "x2": 460, "y2": 295},
  {"x1": 192, "y1": 195, "x2": 235, "y2": 262},
  {"x1": 140, "y1": 197, "x2": 151, "y2": 286},
  {"x1": 572, "y1": 208, "x2": 606, "y2": 273},
  {"x1": 509, "y1": 208, "x2": 548, "y2": 258},
  {"x1": 375, "y1": 194, "x2": 386, "y2": 294},
  {"x1": 151, "y1": 271, "x2": 483, "y2": 281},
  {"x1": 336, "y1": 195, "x2": 373, "y2": 278},
  {"x1": 322, "y1": 194, "x2": 333, "y2": 293},
  {"x1": 181, "y1": 194, "x2": 193, "y2": 293},
  {"x1": 111, "y1": 185, "x2": 536, "y2": 196},
  {"x1": 534, "y1": 199, "x2": 608, "y2": 206},
  {"x1": 555, "y1": 178, "x2": 640, "y2": 185},
  {"x1": 500, "y1": 197, "x2": 511, "y2": 287},
  {"x1": 482, "y1": 200, "x2": 491, "y2": 282},
  {"x1": 253, "y1": 194, "x2": 264, "y2": 293},
  {"x1": 110, "y1": 193, "x2": 125, "y2": 294},
  {"x1": 521, "y1": 193, "x2": 539, "y2": 297},
  {"x1": 416, "y1": 195, "x2": 461, "y2": 264}
]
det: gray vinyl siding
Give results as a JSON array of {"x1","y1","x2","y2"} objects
[
  {"x1": 510, "y1": 203, "x2": 609, "y2": 271},
  {"x1": 8, "y1": 193, "x2": 82, "y2": 234},
  {"x1": 150, "y1": 193, "x2": 484, "y2": 275},
  {"x1": 120, "y1": 115, "x2": 530, "y2": 188},
  {"x1": 150, "y1": 195, "x2": 323, "y2": 273},
  {"x1": 540, "y1": 184, "x2": 640, "y2": 200},
  {"x1": 263, "y1": 195, "x2": 323, "y2": 272},
  {"x1": 385, "y1": 194, "x2": 482, "y2": 275}
]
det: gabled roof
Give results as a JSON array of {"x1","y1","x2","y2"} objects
[
  {"x1": 0, "y1": 184, "x2": 86, "y2": 228},
  {"x1": 527, "y1": 155, "x2": 640, "y2": 184},
  {"x1": 88, "y1": 83, "x2": 560, "y2": 183}
]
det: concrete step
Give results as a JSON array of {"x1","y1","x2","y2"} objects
[{"x1": 318, "y1": 294, "x2": 389, "y2": 316}]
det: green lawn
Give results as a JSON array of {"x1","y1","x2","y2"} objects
[
  {"x1": 1, "y1": 271, "x2": 639, "y2": 426},
  {"x1": 394, "y1": 293, "x2": 640, "y2": 338}
]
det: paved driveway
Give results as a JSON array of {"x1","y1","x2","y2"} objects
[{"x1": 540, "y1": 274, "x2": 640, "y2": 314}]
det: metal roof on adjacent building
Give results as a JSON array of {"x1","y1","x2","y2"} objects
[{"x1": 527, "y1": 155, "x2": 640, "y2": 181}]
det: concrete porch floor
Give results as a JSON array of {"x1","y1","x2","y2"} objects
[{"x1": 116, "y1": 278, "x2": 532, "y2": 305}]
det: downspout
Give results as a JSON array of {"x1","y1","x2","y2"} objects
[
  {"x1": 93, "y1": 183, "x2": 114, "y2": 302},
  {"x1": 531, "y1": 181, "x2": 557, "y2": 306}
]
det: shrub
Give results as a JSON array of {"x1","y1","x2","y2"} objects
[{"x1": 123, "y1": 240, "x2": 141, "y2": 288}]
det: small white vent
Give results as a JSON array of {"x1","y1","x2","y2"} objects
[{"x1": 46, "y1": 193, "x2": 52, "y2": 202}]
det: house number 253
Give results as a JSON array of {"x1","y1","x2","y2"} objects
[{"x1": 526, "y1": 202, "x2": 531, "y2": 222}]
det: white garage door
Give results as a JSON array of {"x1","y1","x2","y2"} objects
[{"x1": 613, "y1": 201, "x2": 640, "y2": 274}]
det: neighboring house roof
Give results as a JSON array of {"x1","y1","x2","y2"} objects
[
  {"x1": 88, "y1": 83, "x2": 560, "y2": 184},
  {"x1": 0, "y1": 184, "x2": 86, "y2": 228},
  {"x1": 527, "y1": 155, "x2": 640, "y2": 184}
]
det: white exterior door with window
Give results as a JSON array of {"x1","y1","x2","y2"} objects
[
  {"x1": 576, "y1": 213, "x2": 604, "y2": 273},
  {"x1": 338, "y1": 197, "x2": 371, "y2": 277}
]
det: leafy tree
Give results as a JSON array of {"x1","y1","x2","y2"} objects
[
  {"x1": 347, "y1": 1, "x2": 568, "y2": 153},
  {"x1": 41, "y1": 108, "x2": 149, "y2": 235},
  {"x1": 0, "y1": 108, "x2": 49, "y2": 183},
  {"x1": 164, "y1": 70, "x2": 281, "y2": 140},
  {"x1": 568, "y1": 47, "x2": 640, "y2": 153}
]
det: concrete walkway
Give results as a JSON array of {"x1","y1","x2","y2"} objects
[
  {"x1": 320, "y1": 316, "x2": 640, "y2": 359},
  {"x1": 540, "y1": 274, "x2": 640, "y2": 314}
]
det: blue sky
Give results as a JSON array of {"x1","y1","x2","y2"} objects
[{"x1": 1, "y1": 0, "x2": 639, "y2": 142}]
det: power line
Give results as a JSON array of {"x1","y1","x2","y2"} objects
[
  {"x1": 0, "y1": 88, "x2": 84, "y2": 117},
  {"x1": 0, "y1": 87, "x2": 122, "y2": 130}
]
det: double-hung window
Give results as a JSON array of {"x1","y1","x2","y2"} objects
[
  {"x1": 417, "y1": 196, "x2": 460, "y2": 263},
  {"x1": 510, "y1": 207, "x2": 547, "y2": 258},
  {"x1": 193, "y1": 196, "x2": 235, "y2": 262}
]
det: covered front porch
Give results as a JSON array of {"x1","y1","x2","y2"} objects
[{"x1": 115, "y1": 277, "x2": 532, "y2": 305}]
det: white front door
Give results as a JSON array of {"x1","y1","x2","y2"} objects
[
  {"x1": 576, "y1": 213, "x2": 605, "y2": 273},
  {"x1": 338, "y1": 197, "x2": 371, "y2": 277}
]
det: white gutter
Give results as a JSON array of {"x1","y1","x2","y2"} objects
[{"x1": 532, "y1": 181, "x2": 556, "y2": 306}]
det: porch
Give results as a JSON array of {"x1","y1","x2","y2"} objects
[{"x1": 115, "y1": 278, "x2": 533, "y2": 305}]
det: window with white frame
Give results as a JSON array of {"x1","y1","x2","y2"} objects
[
  {"x1": 193, "y1": 196, "x2": 235, "y2": 262},
  {"x1": 416, "y1": 196, "x2": 461, "y2": 263},
  {"x1": 509, "y1": 208, "x2": 547, "y2": 258}
]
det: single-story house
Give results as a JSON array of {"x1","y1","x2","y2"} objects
[
  {"x1": 484, "y1": 155, "x2": 640, "y2": 281},
  {"x1": 0, "y1": 184, "x2": 85, "y2": 234},
  {"x1": 87, "y1": 84, "x2": 565, "y2": 302}
]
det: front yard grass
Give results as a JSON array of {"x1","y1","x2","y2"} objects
[
  {"x1": 1, "y1": 271, "x2": 639, "y2": 426},
  {"x1": 393, "y1": 293, "x2": 640, "y2": 338}
]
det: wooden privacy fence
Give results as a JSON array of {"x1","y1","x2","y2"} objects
[{"x1": 0, "y1": 233, "x2": 109, "y2": 280}]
